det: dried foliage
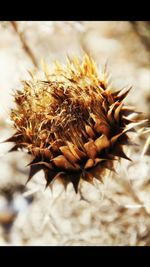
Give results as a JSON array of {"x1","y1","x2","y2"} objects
[{"x1": 6, "y1": 55, "x2": 144, "y2": 193}]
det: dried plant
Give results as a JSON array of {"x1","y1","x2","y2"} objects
[{"x1": 5, "y1": 55, "x2": 145, "y2": 193}]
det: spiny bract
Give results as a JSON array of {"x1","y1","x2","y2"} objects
[{"x1": 6, "y1": 55, "x2": 144, "y2": 193}]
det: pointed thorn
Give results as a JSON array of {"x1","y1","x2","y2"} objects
[
  {"x1": 116, "y1": 86, "x2": 132, "y2": 101},
  {"x1": 58, "y1": 173, "x2": 69, "y2": 191},
  {"x1": 44, "y1": 170, "x2": 56, "y2": 190},
  {"x1": 3, "y1": 134, "x2": 21, "y2": 143},
  {"x1": 83, "y1": 171, "x2": 94, "y2": 185},
  {"x1": 26, "y1": 164, "x2": 43, "y2": 185},
  {"x1": 26, "y1": 157, "x2": 39, "y2": 167},
  {"x1": 29, "y1": 161, "x2": 52, "y2": 169},
  {"x1": 89, "y1": 163, "x2": 104, "y2": 181},
  {"x1": 70, "y1": 173, "x2": 81, "y2": 193},
  {"x1": 9, "y1": 145, "x2": 19, "y2": 152},
  {"x1": 101, "y1": 160, "x2": 117, "y2": 173},
  {"x1": 110, "y1": 147, "x2": 132, "y2": 161}
]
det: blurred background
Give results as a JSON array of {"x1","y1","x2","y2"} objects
[{"x1": 0, "y1": 21, "x2": 150, "y2": 245}]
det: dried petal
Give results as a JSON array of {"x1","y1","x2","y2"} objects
[
  {"x1": 114, "y1": 103, "x2": 123, "y2": 122},
  {"x1": 95, "y1": 135, "x2": 110, "y2": 152},
  {"x1": 84, "y1": 158, "x2": 94, "y2": 169},
  {"x1": 59, "y1": 146, "x2": 78, "y2": 164},
  {"x1": 84, "y1": 140, "x2": 97, "y2": 159},
  {"x1": 51, "y1": 155, "x2": 80, "y2": 171},
  {"x1": 85, "y1": 125, "x2": 95, "y2": 138}
]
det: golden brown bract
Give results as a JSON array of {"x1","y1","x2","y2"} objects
[{"x1": 6, "y1": 55, "x2": 143, "y2": 192}]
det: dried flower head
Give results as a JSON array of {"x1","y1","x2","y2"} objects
[{"x1": 6, "y1": 55, "x2": 144, "y2": 192}]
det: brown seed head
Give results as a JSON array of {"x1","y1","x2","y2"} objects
[{"x1": 6, "y1": 55, "x2": 144, "y2": 192}]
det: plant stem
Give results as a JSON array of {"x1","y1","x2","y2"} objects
[{"x1": 10, "y1": 21, "x2": 38, "y2": 68}]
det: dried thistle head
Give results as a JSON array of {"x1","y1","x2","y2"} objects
[{"x1": 6, "y1": 55, "x2": 145, "y2": 193}]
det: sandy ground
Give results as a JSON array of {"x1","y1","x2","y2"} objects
[{"x1": 0, "y1": 21, "x2": 150, "y2": 246}]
